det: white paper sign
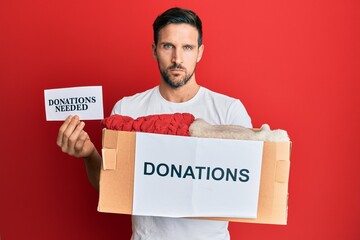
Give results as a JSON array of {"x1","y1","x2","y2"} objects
[
  {"x1": 44, "y1": 86, "x2": 103, "y2": 121},
  {"x1": 133, "y1": 133, "x2": 264, "y2": 218}
]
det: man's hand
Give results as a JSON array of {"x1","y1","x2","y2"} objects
[{"x1": 57, "y1": 115, "x2": 95, "y2": 158}]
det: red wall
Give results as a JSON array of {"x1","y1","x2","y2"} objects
[{"x1": 1, "y1": 0, "x2": 359, "y2": 239}]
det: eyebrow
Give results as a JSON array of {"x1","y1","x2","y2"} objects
[
  {"x1": 160, "y1": 42, "x2": 173, "y2": 45},
  {"x1": 160, "y1": 42, "x2": 197, "y2": 48},
  {"x1": 183, "y1": 44, "x2": 196, "y2": 48}
]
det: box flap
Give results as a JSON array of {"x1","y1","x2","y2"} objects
[
  {"x1": 275, "y1": 160, "x2": 290, "y2": 183},
  {"x1": 101, "y1": 128, "x2": 118, "y2": 170},
  {"x1": 102, "y1": 148, "x2": 117, "y2": 170},
  {"x1": 98, "y1": 130, "x2": 136, "y2": 214}
]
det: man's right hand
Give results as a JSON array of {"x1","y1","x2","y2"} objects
[{"x1": 57, "y1": 115, "x2": 95, "y2": 158}]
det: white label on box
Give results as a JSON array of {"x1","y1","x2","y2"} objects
[
  {"x1": 133, "y1": 133, "x2": 264, "y2": 218},
  {"x1": 44, "y1": 86, "x2": 103, "y2": 121}
]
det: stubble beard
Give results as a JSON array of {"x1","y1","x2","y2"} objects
[{"x1": 160, "y1": 63, "x2": 195, "y2": 89}]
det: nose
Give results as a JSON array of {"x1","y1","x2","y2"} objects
[{"x1": 171, "y1": 48, "x2": 183, "y2": 65}]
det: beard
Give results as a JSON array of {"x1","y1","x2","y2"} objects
[{"x1": 160, "y1": 63, "x2": 195, "y2": 89}]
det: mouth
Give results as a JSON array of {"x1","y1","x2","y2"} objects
[
  {"x1": 169, "y1": 67, "x2": 185, "y2": 73},
  {"x1": 170, "y1": 69, "x2": 183, "y2": 72},
  {"x1": 168, "y1": 64, "x2": 185, "y2": 71}
]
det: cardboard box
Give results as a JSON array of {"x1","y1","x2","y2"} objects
[{"x1": 98, "y1": 129, "x2": 291, "y2": 225}]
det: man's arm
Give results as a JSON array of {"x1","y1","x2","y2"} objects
[
  {"x1": 57, "y1": 115, "x2": 101, "y2": 190},
  {"x1": 83, "y1": 149, "x2": 101, "y2": 190}
]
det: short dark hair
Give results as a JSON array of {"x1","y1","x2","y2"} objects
[{"x1": 153, "y1": 7, "x2": 203, "y2": 47}]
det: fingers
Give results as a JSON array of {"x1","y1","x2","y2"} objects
[
  {"x1": 74, "y1": 130, "x2": 89, "y2": 153},
  {"x1": 57, "y1": 115, "x2": 86, "y2": 156},
  {"x1": 65, "y1": 120, "x2": 85, "y2": 155},
  {"x1": 57, "y1": 115, "x2": 74, "y2": 147}
]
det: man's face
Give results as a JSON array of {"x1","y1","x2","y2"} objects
[{"x1": 153, "y1": 23, "x2": 204, "y2": 88}]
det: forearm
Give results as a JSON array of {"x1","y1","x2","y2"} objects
[{"x1": 83, "y1": 149, "x2": 102, "y2": 191}]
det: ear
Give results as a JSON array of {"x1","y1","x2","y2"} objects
[
  {"x1": 152, "y1": 43, "x2": 157, "y2": 60},
  {"x1": 196, "y1": 44, "x2": 204, "y2": 63}
]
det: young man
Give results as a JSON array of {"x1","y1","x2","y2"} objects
[{"x1": 57, "y1": 7, "x2": 251, "y2": 240}]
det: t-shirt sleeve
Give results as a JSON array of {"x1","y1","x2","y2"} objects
[{"x1": 226, "y1": 100, "x2": 252, "y2": 128}]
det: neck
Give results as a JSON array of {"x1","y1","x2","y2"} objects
[{"x1": 159, "y1": 77, "x2": 200, "y2": 103}]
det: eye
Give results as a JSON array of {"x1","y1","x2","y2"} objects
[
  {"x1": 184, "y1": 45, "x2": 193, "y2": 51},
  {"x1": 163, "y1": 43, "x2": 173, "y2": 49}
]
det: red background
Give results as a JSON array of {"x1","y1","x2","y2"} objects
[{"x1": 1, "y1": 0, "x2": 359, "y2": 239}]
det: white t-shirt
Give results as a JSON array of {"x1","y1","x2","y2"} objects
[{"x1": 111, "y1": 86, "x2": 252, "y2": 240}]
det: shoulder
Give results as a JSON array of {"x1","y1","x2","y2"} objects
[
  {"x1": 201, "y1": 87, "x2": 252, "y2": 128},
  {"x1": 111, "y1": 86, "x2": 158, "y2": 115},
  {"x1": 201, "y1": 87, "x2": 242, "y2": 108}
]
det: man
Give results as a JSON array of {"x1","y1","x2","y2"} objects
[{"x1": 57, "y1": 7, "x2": 251, "y2": 240}]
